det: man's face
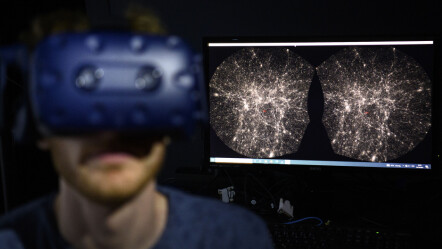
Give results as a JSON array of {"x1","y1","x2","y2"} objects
[{"x1": 38, "y1": 132, "x2": 167, "y2": 205}]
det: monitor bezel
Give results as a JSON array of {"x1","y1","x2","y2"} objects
[{"x1": 202, "y1": 35, "x2": 440, "y2": 175}]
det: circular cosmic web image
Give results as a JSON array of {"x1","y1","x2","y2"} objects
[
  {"x1": 317, "y1": 47, "x2": 431, "y2": 162},
  {"x1": 210, "y1": 48, "x2": 314, "y2": 158}
]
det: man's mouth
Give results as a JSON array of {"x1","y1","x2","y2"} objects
[
  {"x1": 81, "y1": 149, "x2": 139, "y2": 165},
  {"x1": 90, "y1": 152, "x2": 134, "y2": 164}
]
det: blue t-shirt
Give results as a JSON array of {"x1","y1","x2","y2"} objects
[{"x1": 0, "y1": 186, "x2": 274, "y2": 249}]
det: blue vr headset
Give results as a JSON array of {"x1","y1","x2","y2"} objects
[{"x1": 0, "y1": 32, "x2": 207, "y2": 140}]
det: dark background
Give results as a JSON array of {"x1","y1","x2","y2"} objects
[{"x1": 1, "y1": 0, "x2": 441, "y2": 248}]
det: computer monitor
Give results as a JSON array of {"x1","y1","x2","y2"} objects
[{"x1": 204, "y1": 36, "x2": 438, "y2": 171}]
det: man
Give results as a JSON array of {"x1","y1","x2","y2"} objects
[{"x1": 0, "y1": 8, "x2": 274, "y2": 249}]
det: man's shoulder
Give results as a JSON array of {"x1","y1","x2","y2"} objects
[
  {"x1": 160, "y1": 185, "x2": 263, "y2": 224},
  {"x1": 0, "y1": 194, "x2": 66, "y2": 249},
  {"x1": 157, "y1": 186, "x2": 274, "y2": 249},
  {"x1": 0, "y1": 194, "x2": 54, "y2": 228},
  {"x1": 0, "y1": 196, "x2": 51, "y2": 248}
]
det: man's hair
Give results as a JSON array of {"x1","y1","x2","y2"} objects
[
  {"x1": 19, "y1": 9, "x2": 89, "y2": 49},
  {"x1": 19, "y1": 4, "x2": 167, "y2": 49},
  {"x1": 125, "y1": 3, "x2": 167, "y2": 35}
]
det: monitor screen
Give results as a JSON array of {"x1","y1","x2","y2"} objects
[{"x1": 204, "y1": 37, "x2": 437, "y2": 170}]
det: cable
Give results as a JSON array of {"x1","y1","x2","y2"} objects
[
  {"x1": 196, "y1": 171, "x2": 220, "y2": 194},
  {"x1": 0, "y1": 137, "x2": 8, "y2": 213},
  {"x1": 284, "y1": 217, "x2": 323, "y2": 226},
  {"x1": 246, "y1": 173, "x2": 277, "y2": 207},
  {"x1": 243, "y1": 172, "x2": 248, "y2": 203},
  {"x1": 222, "y1": 169, "x2": 234, "y2": 187}
]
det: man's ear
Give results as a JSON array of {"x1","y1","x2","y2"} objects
[
  {"x1": 163, "y1": 136, "x2": 171, "y2": 146},
  {"x1": 36, "y1": 138, "x2": 50, "y2": 150}
]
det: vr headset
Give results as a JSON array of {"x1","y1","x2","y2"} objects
[{"x1": 0, "y1": 32, "x2": 207, "y2": 142}]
